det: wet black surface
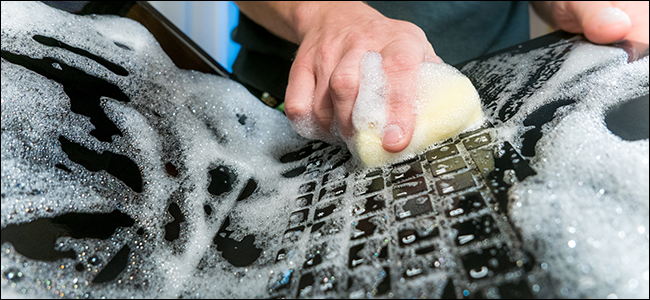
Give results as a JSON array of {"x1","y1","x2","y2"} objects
[
  {"x1": 520, "y1": 99, "x2": 576, "y2": 157},
  {"x1": 58, "y1": 136, "x2": 143, "y2": 193},
  {"x1": 459, "y1": 31, "x2": 575, "y2": 123},
  {"x1": 441, "y1": 278, "x2": 457, "y2": 299},
  {"x1": 318, "y1": 182, "x2": 347, "y2": 201},
  {"x1": 212, "y1": 216, "x2": 262, "y2": 267},
  {"x1": 605, "y1": 93, "x2": 649, "y2": 141},
  {"x1": 395, "y1": 195, "x2": 434, "y2": 221},
  {"x1": 282, "y1": 165, "x2": 307, "y2": 178},
  {"x1": 461, "y1": 245, "x2": 517, "y2": 282},
  {"x1": 32, "y1": 35, "x2": 129, "y2": 76},
  {"x1": 392, "y1": 177, "x2": 427, "y2": 200},
  {"x1": 1, "y1": 44, "x2": 130, "y2": 143},
  {"x1": 390, "y1": 160, "x2": 424, "y2": 183},
  {"x1": 207, "y1": 166, "x2": 237, "y2": 196},
  {"x1": 236, "y1": 178, "x2": 258, "y2": 201},
  {"x1": 92, "y1": 244, "x2": 130, "y2": 284},
  {"x1": 279, "y1": 142, "x2": 329, "y2": 163},
  {"x1": 164, "y1": 202, "x2": 185, "y2": 241},
  {"x1": 446, "y1": 192, "x2": 486, "y2": 218},
  {"x1": 452, "y1": 214, "x2": 500, "y2": 246},
  {"x1": 1, "y1": 210, "x2": 134, "y2": 262}
]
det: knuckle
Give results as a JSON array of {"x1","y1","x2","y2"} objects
[
  {"x1": 383, "y1": 53, "x2": 420, "y2": 74},
  {"x1": 329, "y1": 72, "x2": 357, "y2": 95},
  {"x1": 283, "y1": 100, "x2": 310, "y2": 121},
  {"x1": 289, "y1": 60, "x2": 312, "y2": 76}
]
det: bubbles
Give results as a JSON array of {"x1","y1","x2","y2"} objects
[
  {"x1": 568, "y1": 240, "x2": 576, "y2": 248},
  {"x1": 1, "y1": 1, "x2": 313, "y2": 298},
  {"x1": 496, "y1": 39, "x2": 649, "y2": 298}
]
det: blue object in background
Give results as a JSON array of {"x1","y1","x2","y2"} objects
[{"x1": 148, "y1": 1, "x2": 241, "y2": 73}]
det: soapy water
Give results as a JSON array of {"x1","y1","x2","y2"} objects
[
  {"x1": 1, "y1": 1, "x2": 648, "y2": 299},
  {"x1": 461, "y1": 37, "x2": 649, "y2": 298}
]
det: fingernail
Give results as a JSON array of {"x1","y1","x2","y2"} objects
[
  {"x1": 383, "y1": 125, "x2": 404, "y2": 146},
  {"x1": 597, "y1": 7, "x2": 631, "y2": 27}
]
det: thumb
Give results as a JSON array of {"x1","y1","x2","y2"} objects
[{"x1": 567, "y1": 2, "x2": 632, "y2": 44}]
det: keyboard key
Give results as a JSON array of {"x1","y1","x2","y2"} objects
[
  {"x1": 303, "y1": 252, "x2": 323, "y2": 269},
  {"x1": 430, "y1": 156, "x2": 468, "y2": 176},
  {"x1": 347, "y1": 267, "x2": 391, "y2": 297},
  {"x1": 297, "y1": 272, "x2": 315, "y2": 298},
  {"x1": 365, "y1": 169, "x2": 382, "y2": 178},
  {"x1": 276, "y1": 248, "x2": 288, "y2": 263},
  {"x1": 415, "y1": 245, "x2": 436, "y2": 255},
  {"x1": 435, "y1": 172, "x2": 475, "y2": 195},
  {"x1": 470, "y1": 148, "x2": 496, "y2": 178},
  {"x1": 297, "y1": 267, "x2": 339, "y2": 298},
  {"x1": 310, "y1": 217, "x2": 344, "y2": 242},
  {"x1": 280, "y1": 141, "x2": 329, "y2": 163},
  {"x1": 351, "y1": 215, "x2": 387, "y2": 240},
  {"x1": 282, "y1": 165, "x2": 306, "y2": 178},
  {"x1": 348, "y1": 239, "x2": 390, "y2": 269},
  {"x1": 299, "y1": 181, "x2": 316, "y2": 194},
  {"x1": 314, "y1": 201, "x2": 339, "y2": 221},
  {"x1": 446, "y1": 192, "x2": 486, "y2": 218},
  {"x1": 394, "y1": 195, "x2": 434, "y2": 221},
  {"x1": 284, "y1": 226, "x2": 305, "y2": 243},
  {"x1": 393, "y1": 177, "x2": 428, "y2": 200},
  {"x1": 390, "y1": 160, "x2": 423, "y2": 183},
  {"x1": 462, "y1": 132, "x2": 491, "y2": 150},
  {"x1": 289, "y1": 208, "x2": 309, "y2": 227},
  {"x1": 461, "y1": 245, "x2": 517, "y2": 282},
  {"x1": 351, "y1": 194, "x2": 387, "y2": 217},
  {"x1": 425, "y1": 144, "x2": 459, "y2": 162},
  {"x1": 452, "y1": 214, "x2": 500, "y2": 246},
  {"x1": 354, "y1": 176, "x2": 384, "y2": 196},
  {"x1": 322, "y1": 167, "x2": 348, "y2": 186},
  {"x1": 318, "y1": 181, "x2": 347, "y2": 201},
  {"x1": 397, "y1": 218, "x2": 440, "y2": 246},
  {"x1": 348, "y1": 243, "x2": 365, "y2": 269},
  {"x1": 324, "y1": 151, "x2": 352, "y2": 171},
  {"x1": 402, "y1": 262, "x2": 426, "y2": 279},
  {"x1": 295, "y1": 194, "x2": 313, "y2": 208}
]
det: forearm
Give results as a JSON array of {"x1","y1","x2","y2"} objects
[{"x1": 233, "y1": 1, "x2": 376, "y2": 44}]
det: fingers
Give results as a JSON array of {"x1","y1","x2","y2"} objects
[
  {"x1": 567, "y1": 1, "x2": 632, "y2": 44},
  {"x1": 329, "y1": 49, "x2": 366, "y2": 138},
  {"x1": 285, "y1": 59, "x2": 316, "y2": 123},
  {"x1": 379, "y1": 46, "x2": 423, "y2": 153}
]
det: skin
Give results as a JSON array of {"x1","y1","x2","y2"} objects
[{"x1": 235, "y1": 1, "x2": 649, "y2": 153}]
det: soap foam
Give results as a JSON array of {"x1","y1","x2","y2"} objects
[
  {"x1": 349, "y1": 52, "x2": 483, "y2": 167},
  {"x1": 1, "y1": 2, "x2": 310, "y2": 298},
  {"x1": 1, "y1": 1, "x2": 648, "y2": 299},
  {"x1": 461, "y1": 39, "x2": 648, "y2": 298}
]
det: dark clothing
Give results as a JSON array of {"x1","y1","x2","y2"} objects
[{"x1": 231, "y1": 1, "x2": 530, "y2": 104}]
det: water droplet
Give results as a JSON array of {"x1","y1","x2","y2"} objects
[{"x1": 568, "y1": 240, "x2": 576, "y2": 248}]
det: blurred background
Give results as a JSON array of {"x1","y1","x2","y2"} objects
[
  {"x1": 148, "y1": 1, "x2": 552, "y2": 73},
  {"x1": 148, "y1": 1, "x2": 241, "y2": 73}
]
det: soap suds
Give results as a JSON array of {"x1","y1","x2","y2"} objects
[{"x1": 1, "y1": 2, "x2": 648, "y2": 299}]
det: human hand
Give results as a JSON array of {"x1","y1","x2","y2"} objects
[
  {"x1": 283, "y1": 2, "x2": 440, "y2": 153},
  {"x1": 532, "y1": 1, "x2": 649, "y2": 44}
]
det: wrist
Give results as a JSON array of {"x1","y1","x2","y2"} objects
[{"x1": 293, "y1": 1, "x2": 378, "y2": 43}]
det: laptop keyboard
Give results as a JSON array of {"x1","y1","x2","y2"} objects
[{"x1": 271, "y1": 126, "x2": 538, "y2": 298}]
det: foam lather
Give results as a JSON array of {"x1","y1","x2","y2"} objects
[{"x1": 351, "y1": 54, "x2": 484, "y2": 167}]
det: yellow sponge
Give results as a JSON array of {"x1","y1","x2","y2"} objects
[{"x1": 354, "y1": 62, "x2": 483, "y2": 167}]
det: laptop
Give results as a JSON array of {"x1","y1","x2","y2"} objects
[{"x1": 2, "y1": 2, "x2": 648, "y2": 299}]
